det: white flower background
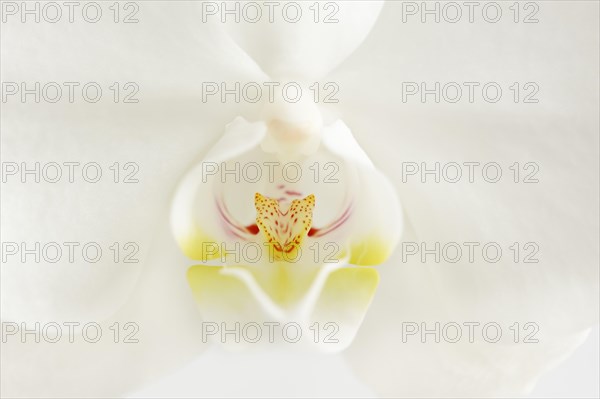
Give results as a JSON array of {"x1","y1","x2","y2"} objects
[{"x1": 1, "y1": 1, "x2": 598, "y2": 398}]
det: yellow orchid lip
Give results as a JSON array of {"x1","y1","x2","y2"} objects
[{"x1": 255, "y1": 192, "x2": 315, "y2": 262}]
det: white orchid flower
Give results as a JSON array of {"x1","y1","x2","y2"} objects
[{"x1": 1, "y1": 1, "x2": 598, "y2": 398}]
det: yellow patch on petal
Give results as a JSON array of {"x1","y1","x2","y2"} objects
[
  {"x1": 349, "y1": 235, "x2": 395, "y2": 266},
  {"x1": 311, "y1": 266, "x2": 379, "y2": 351},
  {"x1": 255, "y1": 193, "x2": 315, "y2": 262},
  {"x1": 187, "y1": 266, "x2": 256, "y2": 318},
  {"x1": 187, "y1": 264, "x2": 321, "y2": 317},
  {"x1": 178, "y1": 229, "x2": 221, "y2": 261},
  {"x1": 317, "y1": 267, "x2": 379, "y2": 310}
]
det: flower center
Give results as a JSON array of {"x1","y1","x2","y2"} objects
[{"x1": 254, "y1": 192, "x2": 315, "y2": 261}]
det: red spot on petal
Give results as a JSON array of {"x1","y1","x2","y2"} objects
[{"x1": 245, "y1": 224, "x2": 259, "y2": 235}]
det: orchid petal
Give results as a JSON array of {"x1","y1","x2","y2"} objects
[
  {"x1": 1, "y1": 225, "x2": 208, "y2": 398},
  {"x1": 321, "y1": 120, "x2": 403, "y2": 265},
  {"x1": 221, "y1": 1, "x2": 384, "y2": 79},
  {"x1": 310, "y1": 266, "x2": 380, "y2": 352},
  {"x1": 170, "y1": 117, "x2": 267, "y2": 260},
  {"x1": 0, "y1": 2, "x2": 264, "y2": 324},
  {"x1": 331, "y1": 1, "x2": 599, "y2": 395}
]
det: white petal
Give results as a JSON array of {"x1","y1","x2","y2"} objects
[
  {"x1": 1, "y1": 1, "x2": 263, "y2": 324},
  {"x1": 321, "y1": 120, "x2": 404, "y2": 266},
  {"x1": 221, "y1": 1, "x2": 384, "y2": 79},
  {"x1": 334, "y1": 1, "x2": 599, "y2": 395},
  {"x1": 170, "y1": 117, "x2": 267, "y2": 260},
  {"x1": 130, "y1": 347, "x2": 376, "y2": 398},
  {"x1": 321, "y1": 120, "x2": 374, "y2": 169},
  {"x1": 1, "y1": 224, "x2": 209, "y2": 398}
]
